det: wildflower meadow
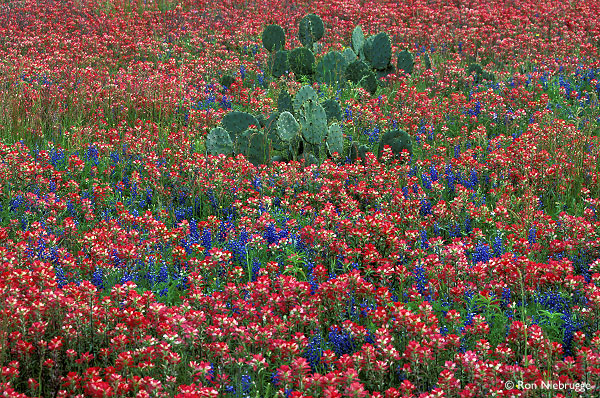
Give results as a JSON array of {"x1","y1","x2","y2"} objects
[{"x1": 1, "y1": 0, "x2": 600, "y2": 396}]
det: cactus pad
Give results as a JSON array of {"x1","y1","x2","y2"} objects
[
  {"x1": 351, "y1": 25, "x2": 365, "y2": 56},
  {"x1": 293, "y1": 85, "x2": 317, "y2": 113},
  {"x1": 363, "y1": 32, "x2": 392, "y2": 70},
  {"x1": 396, "y1": 50, "x2": 414, "y2": 76},
  {"x1": 262, "y1": 24, "x2": 286, "y2": 52},
  {"x1": 345, "y1": 59, "x2": 370, "y2": 84},
  {"x1": 277, "y1": 111, "x2": 300, "y2": 141},
  {"x1": 269, "y1": 50, "x2": 289, "y2": 78},
  {"x1": 237, "y1": 129, "x2": 270, "y2": 166},
  {"x1": 342, "y1": 47, "x2": 357, "y2": 63},
  {"x1": 206, "y1": 127, "x2": 234, "y2": 156},
  {"x1": 221, "y1": 111, "x2": 260, "y2": 139},
  {"x1": 289, "y1": 47, "x2": 315, "y2": 77},
  {"x1": 359, "y1": 70, "x2": 378, "y2": 95},
  {"x1": 300, "y1": 99, "x2": 327, "y2": 145},
  {"x1": 322, "y1": 98, "x2": 342, "y2": 122},
  {"x1": 326, "y1": 123, "x2": 343, "y2": 156},
  {"x1": 298, "y1": 13, "x2": 325, "y2": 48},
  {"x1": 315, "y1": 50, "x2": 348, "y2": 88},
  {"x1": 377, "y1": 129, "x2": 413, "y2": 161},
  {"x1": 278, "y1": 90, "x2": 293, "y2": 113}
]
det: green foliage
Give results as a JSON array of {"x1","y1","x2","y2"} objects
[
  {"x1": 298, "y1": 13, "x2": 324, "y2": 48},
  {"x1": 268, "y1": 50, "x2": 289, "y2": 78},
  {"x1": 363, "y1": 32, "x2": 392, "y2": 70},
  {"x1": 322, "y1": 98, "x2": 342, "y2": 122},
  {"x1": 262, "y1": 24, "x2": 286, "y2": 52},
  {"x1": 293, "y1": 85, "x2": 318, "y2": 113},
  {"x1": 206, "y1": 127, "x2": 233, "y2": 156},
  {"x1": 315, "y1": 50, "x2": 348, "y2": 89},
  {"x1": 299, "y1": 99, "x2": 327, "y2": 145},
  {"x1": 221, "y1": 111, "x2": 260, "y2": 140},
  {"x1": 289, "y1": 47, "x2": 315, "y2": 77},
  {"x1": 397, "y1": 50, "x2": 415, "y2": 76},
  {"x1": 326, "y1": 123, "x2": 343, "y2": 156},
  {"x1": 377, "y1": 129, "x2": 413, "y2": 160},
  {"x1": 351, "y1": 25, "x2": 365, "y2": 56},
  {"x1": 468, "y1": 63, "x2": 496, "y2": 84},
  {"x1": 277, "y1": 111, "x2": 300, "y2": 141},
  {"x1": 345, "y1": 59, "x2": 370, "y2": 84},
  {"x1": 423, "y1": 53, "x2": 432, "y2": 69}
]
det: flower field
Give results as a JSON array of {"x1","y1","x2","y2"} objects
[{"x1": 1, "y1": 0, "x2": 600, "y2": 396}]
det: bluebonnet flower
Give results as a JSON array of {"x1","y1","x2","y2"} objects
[
  {"x1": 241, "y1": 374, "x2": 252, "y2": 395},
  {"x1": 422, "y1": 174, "x2": 432, "y2": 190},
  {"x1": 473, "y1": 242, "x2": 491, "y2": 264},
  {"x1": 501, "y1": 288, "x2": 511, "y2": 309},
  {"x1": 264, "y1": 223, "x2": 279, "y2": 245},
  {"x1": 420, "y1": 229, "x2": 429, "y2": 249},
  {"x1": 528, "y1": 227, "x2": 537, "y2": 244},
  {"x1": 157, "y1": 262, "x2": 169, "y2": 284},
  {"x1": 464, "y1": 216, "x2": 472, "y2": 234},
  {"x1": 328, "y1": 326, "x2": 358, "y2": 356},
  {"x1": 91, "y1": 268, "x2": 104, "y2": 290},
  {"x1": 54, "y1": 265, "x2": 68, "y2": 288},
  {"x1": 304, "y1": 333, "x2": 324, "y2": 372},
  {"x1": 493, "y1": 235, "x2": 504, "y2": 257},
  {"x1": 419, "y1": 199, "x2": 432, "y2": 217},
  {"x1": 430, "y1": 165, "x2": 438, "y2": 181},
  {"x1": 251, "y1": 258, "x2": 261, "y2": 282},
  {"x1": 414, "y1": 262, "x2": 429, "y2": 297}
]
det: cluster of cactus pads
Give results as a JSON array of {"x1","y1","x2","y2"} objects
[
  {"x1": 206, "y1": 85, "x2": 351, "y2": 166},
  {"x1": 262, "y1": 14, "x2": 410, "y2": 94},
  {"x1": 261, "y1": 14, "x2": 422, "y2": 95},
  {"x1": 205, "y1": 15, "x2": 417, "y2": 166},
  {"x1": 206, "y1": 84, "x2": 413, "y2": 167},
  {"x1": 262, "y1": 14, "x2": 325, "y2": 81}
]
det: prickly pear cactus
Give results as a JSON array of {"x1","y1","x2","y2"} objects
[
  {"x1": 397, "y1": 50, "x2": 414, "y2": 76},
  {"x1": 359, "y1": 70, "x2": 378, "y2": 95},
  {"x1": 322, "y1": 98, "x2": 342, "y2": 122},
  {"x1": 298, "y1": 13, "x2": 324, "y2": 48},
  {"x1": 255, "y1": 114, "x2": 266, "y2": 128},
  {"x1": 293, "y1": 85, "x2": 317, "y2": 113},
  {"x1": 345, "y1": 59, "x2": 370, "y2": 84},
  {"x1": 237, "y1": 129, "x2": 270, "y2": 166},
  {"x1": 220, "y1": 74, "x2": 236, "y2": 90},
  {"x1": 269, "y1": 50, "x2": 289, "y2": 78},
  {"x1": 377, "y1": 129, "x2": 413, "y2": 161},
  {"x1": 467, "y1": 63, "x2": 494, "y2": 84},
  {"x1": 342, "y1": 47, "x2": 357, "y2": 63},
  {"x1": 278, "y1": 90, "x2": 293, "y2": 113},
  {"x1": 289, "y1": 47, "x2": 315, "y2": 77},
  {"x1": 350, "y1": 143, "x2": 370, "y2": 163},
  {"x1": 423, "y1": 53, "x2": 432, "y2": 69},
  {"x1": 326, "y1": 123, "x2": 343, "y2": 156},
  {"x1": 206, "y1": 127, "x2": 234, "y2": 156},
  {"x1": 299, "y1": 99, "x2": 327, "y2": 145},
  {"x1": 351, "y1": 25, "x2": 365, "y2": 56},
  {"x1": 315, "y1": 50, "x2": 348, "y2": 88},
  {"x1": 363, "y1": 32, "x2": 392, "y2": 70},
  {"x1": 299, "y1": 151, "x2": 319, "y2": 167},
  {"x1": 376, "y1": 64, "x2": 395, "y2": 81},
  {"x1": 277, "y1": 111, "x2": 300, "y2": 141},
  {"x1": 221, "y1": 111, "x2": 260, "y2": 139},
  {"x1": 265, "y1": 112, "x2": 287, "y2": 152},
  {"x1": 262, "y1": 24, "x2": 286, "y2": 52}
]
